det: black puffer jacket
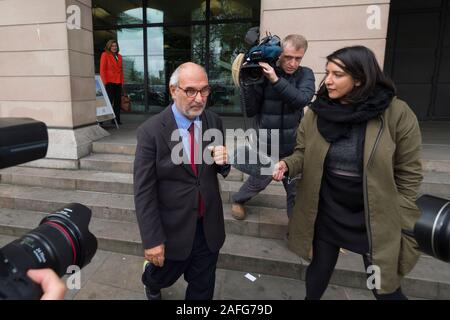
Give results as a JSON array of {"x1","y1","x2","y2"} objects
[{"x1": 243, "y1": 66, "x2": 315, "y2": 157}]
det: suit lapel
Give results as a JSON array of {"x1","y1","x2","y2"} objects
[{"x1": 161, "y1": 106, "x2": 197, "y2": 177}]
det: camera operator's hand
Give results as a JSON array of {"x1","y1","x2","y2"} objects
[
  {"x1": 27, "y1": 269, "x2": 66, "y2": 300},
  {"x1": 259, "y1": 62, "x2": 279, "y2": 83}
]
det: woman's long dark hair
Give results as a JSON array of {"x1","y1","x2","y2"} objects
[{"x1": 317, "y1": 46, "x2": 396, "y2": 104}]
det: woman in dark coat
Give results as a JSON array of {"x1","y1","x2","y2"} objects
[{"x1": 273, "y1": 46, "x2": 423, "y2": 299}]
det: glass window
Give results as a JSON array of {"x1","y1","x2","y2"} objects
[
  {"x1": 445, "y1": 8, "x2": 450, "y2": 46},
  {"x1": 146, "y1": 0, "x2": 205, "y2": 23},
  {"x1": 208, "y1": 23, "x2": 254, "y2": 114},
  {"x1": 94, "y1": 28, "x2": 146, "y2": 112},
  {"x1": 210, "y1": 0, "x2": 260, "y2": 20},
  {"x1": 119, "y1": 29, "x2": 146, "y2": 112},
  {"x1": 438, "y1": 9, "x2": 450, "y2": 82},
  {"x1": 92, "y1": 0, "x2": 261, "y2": 115},
  {"x1": 147, "y1": 26, "x2": 206, "y2": 113},
  {"x1": 146, "y1": 7, "x2": 164, "y2": 24},
  {"x1": 93, "y1": 0, "x2": 143, "y2": 27},
  {"x1": 391, "y1": 0, "x2": 442, "y2": 11}
]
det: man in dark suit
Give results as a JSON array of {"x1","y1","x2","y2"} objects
[{"x1": 134, "y1": 62, "x2": 230, "y2": 300}]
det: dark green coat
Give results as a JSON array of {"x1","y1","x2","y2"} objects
[{"x1": 283, "y1": 97, "x2": 423, "y2": 294}]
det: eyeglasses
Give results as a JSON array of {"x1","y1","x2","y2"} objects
[{"x1": 177, "y1": 86, "x2": 211, "y2": 98}]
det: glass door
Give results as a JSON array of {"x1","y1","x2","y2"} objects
[
  {"x1": 118, "y1": 28, "x2": 146, "y2": 112},
  {"x1": 147, "y1": 25, "x2": 206, "y2": 113},
  {"x1": 93, "y1": 0, "x2": 261, "y2": 115}
]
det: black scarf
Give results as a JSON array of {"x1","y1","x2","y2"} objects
[{"x1": 310, "y1": 85, "x2": 394, "y2": 142}]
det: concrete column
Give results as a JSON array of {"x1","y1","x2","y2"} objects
[
  {"x1": 0, "y1": 0, "x2": 108, "y2": 169},
  {"x1": 260, "y1": 0, "x2": 391, "y2": 88}
]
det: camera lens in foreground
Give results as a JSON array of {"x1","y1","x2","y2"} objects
[
  {"x1": 0, "y1": 203, "x2": 97, "y2": 277},
  {"x1": 415, "y1": 194, "x2": 450, "y2": 262}
]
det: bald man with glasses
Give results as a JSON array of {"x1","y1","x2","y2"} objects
[{"x1": 134, "y1": 62, "x2": 230, "y2": 300}]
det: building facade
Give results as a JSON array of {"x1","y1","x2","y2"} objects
[{"x1": 0, "y1": 0, "x2": 448, "y2": 166}]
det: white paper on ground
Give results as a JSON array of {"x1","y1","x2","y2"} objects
[{"x1": 245, "y1": 273, "x2": 257, "y2": 282}]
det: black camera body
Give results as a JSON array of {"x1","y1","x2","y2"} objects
[
  {"x1": 0, "y1": 118, "x2": 97, "y2": 299},
  {"x1": 240, "y1": 35, "x2": 282, "y2": 86},
  {"x1": 415, "y1": 195, "x2": 450, "y2": 262}
]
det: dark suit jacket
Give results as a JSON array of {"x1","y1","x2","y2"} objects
[{"x1": 134, "y1": 106, "x2": 230, "y2": 260}]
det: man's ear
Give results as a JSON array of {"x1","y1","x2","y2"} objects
[{"x1": 169, "y1": 85, "x2": 177, "y2": 99}]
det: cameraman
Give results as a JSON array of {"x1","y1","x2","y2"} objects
[{"x1": 232, "y1": 34, "x2": 315, "y2": 221}]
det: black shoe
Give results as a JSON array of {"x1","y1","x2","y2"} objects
[
  {"x1": 145, "y1": 287, "x2": 161, "y2": 300},
  {"x1": 143, "y1": 260, "x2": 161, "y2": 300}
]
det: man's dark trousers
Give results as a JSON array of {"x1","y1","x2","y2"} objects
[{"x1": 142, "y1": 218, "x2": 219, "y2": 300}]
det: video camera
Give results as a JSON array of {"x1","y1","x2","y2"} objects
[
  {"x1": 0, "y1": 118, "x2": 97, "y2": 299},
  {"x1": 239, "y1": 33, "x2": 282, "y2": 86}
]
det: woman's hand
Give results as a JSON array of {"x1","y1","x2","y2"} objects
[{"x1": 272, "y1": 161, "x2": 288, "y2": 181}]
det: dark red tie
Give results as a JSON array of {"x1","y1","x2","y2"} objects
[{"x1": 188, "y1": 123, "x2": 205, "y2": 217}]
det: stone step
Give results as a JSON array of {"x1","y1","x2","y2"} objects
[
  {"x1": 91, "y1": 140, "x2": 450, "y2": 169},
  {"x1": 0, "y1": 184, "x2": 136, "y2": 223},
  {"x1": 0, "y1": 167, "x2": 134, "y2": 195},
  {"x1": 80, "y1": 153, "x2": 135, "y2": 174},
  {"x1": 221, "y1": 233, "x2": 450, "y2": 299},
  {"x1": 422, "y1": 144, "x2": 450, "y2": 173},
  {"x1": 3, "y1": 166, "x2": 450, "y2": 242},
  {"x1": 421, "y1": 171, "x2": 450, "y2": 199},
  {"x1": 0, "y1": 166, "x2": 244, "y2": 196},
  {"x1": 88, "y1": 143, "x2": 450, "y2": 174},
  {"x1": 0, "y1": 208, "x2": 143, "y2": 256},
  {"x1": 92, "y1": 141, "x2": 136, "y2": 156},
  {"x1": 2, "y1": 166, "x2": 449, "y2": 210},
  {"x1": 0, "y1": 234, "x2": 426, "y2": 301},
  {"x1": 79, "y1": 153, "x2": 246, "y2": 181},
  {"x1": 423, "y1": 159, "x2": 450, "y2": 174},
  {"x1": 0, "y1": 234, "x2": 16, "y2": 247},
  {"x1": 221, "y1": 180, "x2": 287, "y2": 208},
  {"x1": 83, "y1": 150, "x2": 450, "y2": 178},
  {"x1": 0, "y1": 206, "x2": 284, "y2": 254},
  {"x1": 0, "y1": 184, "x2": 288, "y2": 239},
  {"x1": 0, "y1": 208, "x2": 447, "y2": 299},
  {"x1": 220, "y1": 174, "x2": 450, "y2": 208},
  {"x1": 223, "y1": 203, "x2": 288, "y2": 240}
]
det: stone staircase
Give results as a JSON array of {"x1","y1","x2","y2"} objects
[{"x1": 0, "y1": 139, "x2": 449, "y2": 299}]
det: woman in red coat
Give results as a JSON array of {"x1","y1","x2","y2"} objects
[{"x1": 100, "y1": 40, "x2": 124, "y2": 124}]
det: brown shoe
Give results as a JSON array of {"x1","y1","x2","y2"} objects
[{"x1": 231, "y1": 203, "x2": 246, "y2": 220}]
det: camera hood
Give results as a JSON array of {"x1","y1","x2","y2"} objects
[
  {"x1": 415, "y1": 194, "x2": 450, "y2": 262},
  {"x1": 0, "y1": 118, "x2": 48, "y2": 169}
]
